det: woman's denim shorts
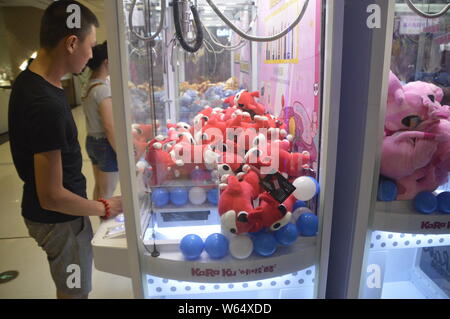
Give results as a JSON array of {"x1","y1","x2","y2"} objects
[{"x1": 86, "y1": 136, "x2": 118, "y2": 172}]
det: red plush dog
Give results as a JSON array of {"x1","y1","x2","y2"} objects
[
  {"x1": 242, "y1": 192, "x2": 296, "y2": 233},
  {"x1": 244, "y1": 137, "x2": 311, "y2": 177},
  {"x1": 132, "y1": 123, "x2": 156, "y2": 142},
  {"x1": 145, "y1": 146, "x2": 176, "y2": 185},
  {"x1": 234, "y1": 90, "x2": 266, "y2": 117},
  {"x1": 218, "y1": 171, "x2": 261, "y2": 235}
]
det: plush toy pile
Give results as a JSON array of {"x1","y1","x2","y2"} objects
[
  {"x1": 134, "y1": 89, "x2": 321, "y2": 259},
  {"x1": 180, "y1": 77, "x2": 239, "y2": 94},
  {"x1": 179, "y1": 77, "x2": 242, "y2": 122},
  {"x1": 380, "y1": 71, "x2": 450, "y2": 201},
  {"x1": 129, "y1": 78, "x2": 242, "y2": 126}
]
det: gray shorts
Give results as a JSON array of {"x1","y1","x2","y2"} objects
[{"x1": 24, "y1": 216, "x2": 93, "y2": 296}]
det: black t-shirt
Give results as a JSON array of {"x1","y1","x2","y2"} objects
[{"x1": 8, "y1": 69, "x2": 87, "y2": 223}]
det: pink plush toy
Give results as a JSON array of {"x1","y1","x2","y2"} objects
[
  {"x1": 413, "y1": 115, "x2": 450, "y2": 172},
  {"x1": 385, "y1": 72, "x2": 450, "y2": 133},
  {"x1": 428, "y1": 119, "x2": 450, "y2": 172},
  {"x1": 396, "y1": 164, "x2": 448, "y2": 200},
  {"x1": 382, "y1": 71, "x2": 450, "y2": 200},
  {"x1": 385, "y1": 71, "x2": 406, "y2": 133},
  {"x1": 403, "y1": 81, "x2": 444, "y2": 104},
  {"x1": 403, "y1": 81, "x2": 450, "y2": 124},
  {"x1": 387, "y1": 71, "x2": 404, "y2": 106},
  {"x1": 380, "y1": 131, "x2": 439, "y2": 180}
]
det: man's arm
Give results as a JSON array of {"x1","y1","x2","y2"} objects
[{"x1": 34, "y1": 150, "x2": 121, "y2": 217}]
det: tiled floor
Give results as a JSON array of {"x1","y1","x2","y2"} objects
[{"x1": 0, "y1": 106, "x2": 133, "y2": 299}]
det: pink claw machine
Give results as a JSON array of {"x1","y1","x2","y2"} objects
[
  {"x1": 327, "y1": 0, "x2": 450, "y2": 299},
  {"x1": 92, "y1": 0, "x2": 343, "y2": 299}
]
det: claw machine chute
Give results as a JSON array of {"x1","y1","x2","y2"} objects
[
  {"x1": 327, "y1": 0, "x2": 450, "y2": 299},
  {"x1": 93, "y1": 0, "x2": 343, "y2": 299}
]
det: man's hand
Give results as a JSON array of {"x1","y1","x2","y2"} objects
[
  {"x1": 34, "y1": 150, "x2": 121, "y2": 218},
  {"x1": 105, "y1": 196, "x2": 123, "y2": 218}
]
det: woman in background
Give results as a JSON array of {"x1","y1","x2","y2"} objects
[{"x1": 83, "y1": 41, "x2": 118, "y2": 199}]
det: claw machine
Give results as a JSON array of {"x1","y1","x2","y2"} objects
[
  {"x1": 93, "y1": 0, "x2": 344, "y2": 299},
  {"x1": 327, "y1": 0, "x2": 450, "y2": 299}
]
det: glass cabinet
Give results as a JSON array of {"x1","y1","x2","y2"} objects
[{"x1": 93, "y1": 0, "x2": 343, "y2": 299}]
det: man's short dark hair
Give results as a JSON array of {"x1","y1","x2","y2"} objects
[{"x1": 40, "y1": 0, "x2": 99, "y2": 49}]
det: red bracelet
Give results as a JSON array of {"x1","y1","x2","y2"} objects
[{"x1": 97, "y1": 198, "x2": 111, "y2": 219}]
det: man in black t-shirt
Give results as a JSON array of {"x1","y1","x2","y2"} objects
[{"x1": 8, "y1": 1, "x2": 122, "y2": 299}]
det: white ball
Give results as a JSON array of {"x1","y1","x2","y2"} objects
[
  {"x1": 189, "y1": 187, "x2": 207, "y2": 205},
  {"x1": 229, "y1": 236, "x2": 253, "y2": 259},
  {"x1": 293, "y1": 176, "x2": 318, "y2": 201},
  {"x1": 136, "y1": 161, "x2": 147, "y2": 173}
]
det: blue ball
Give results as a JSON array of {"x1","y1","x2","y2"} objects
[
  {"x1": 247, "y1": 228, "x2": 268, "y2": 238},
  {"x1": 170, "y1": 188, "x2": 188, "y2": 206},
  {"x1": 414, "y1": 192, "x2": 437, "y2": 214},
  {"x1": 296, "y1": 213, "x2": 318, "y2": 237},
  {"x1": 180, "y1": 234, "x2": 204, "y2": 260},
  {"x1": 152, "y1": 188, "x2": 169, "y2": 207},
  {"x1": 377, "y1": 178, "x2": 398, "y2": 201},
  {"x1": 204, "y1": 233, "x2": 229, "y2": 259},
  {"x1": 207, "y1": 189, "x2": 219, "y2": 205},
  {"x1": 253, "y1": 233, "x2": 278, "y2": 257},
  {"x1": 311, "y1": 177, "x2": 320, "y2": 196},
  {"x1": 274, "y1": 223, "x2": 298, "y2": 246},
  {"x1": 437, "y1": 192, "x2": 450, "y2": 214},
  {"x1": 293, "y1": 200, "x2": 307, "y2": 214}
]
